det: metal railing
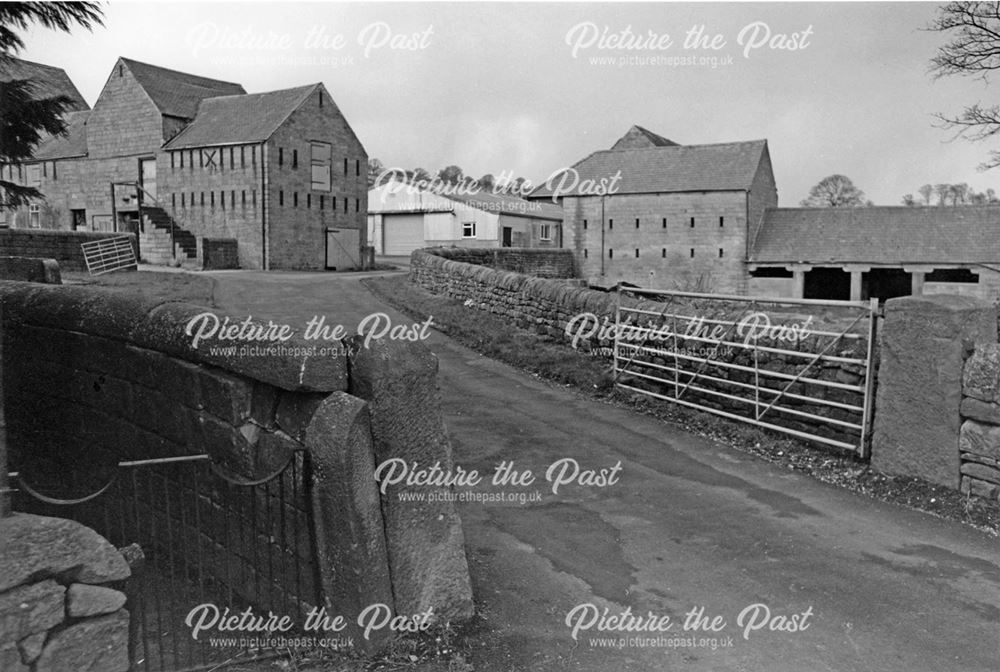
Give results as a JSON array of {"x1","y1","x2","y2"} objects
[{"x1": 9, "y1": 450, "x2": 320, "y2": 672}]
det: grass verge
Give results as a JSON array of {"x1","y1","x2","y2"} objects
[{"x1": 363, "y1": 274, "x2": 1000, "y2": 537}]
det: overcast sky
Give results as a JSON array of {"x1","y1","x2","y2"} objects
[{"x1": 18, "y1": 1, "x2": 1000, "y2": 204}]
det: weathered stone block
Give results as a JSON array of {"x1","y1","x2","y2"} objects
[
  {"x1": 960, "y1": 461, "x2": 1000, "y2": 485},
  {"x1": 961, "y1": 475, "x2": 1000, "y2": 501},
  {"x1": 1, "y1": 642, "x2": 29, "y2": 672},
  {"x1": 302, "y1": 391, "x2": 393, "y2": 647},
  {"x1": 959, "y1": 397, "x2": 1000, "y2": 425},
  {"x1": 347, "y1": 337, "x2": 474, "y2": 623},
  {"x1": 872, "y1": 295, "x2": 998, "y2": 488},
  {"x1": 65, "y1": 584, "x2": 127, "y2": 618},
  {"x1": 18, "y1": 631, "x2": 47, "y2": 664},
  {"x1": 0, "y1": 515, "x2": 130, "y2": 593},
  {"x1": 959, "y1": 420, "x2": 1000, "y2": 462},
  {"x1": 34, "y1": 609, "x2": 129, "y2": 672},
  {"x1": 963, "y1": 343, "x2": 1000, "y2": 402},
  {"x1": 0, "y1": 580, "x2": 64, "y2": 640}
]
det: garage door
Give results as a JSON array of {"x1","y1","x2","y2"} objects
[{"x1": 383, "y1": 214, "x2": 425, "y2": 255}]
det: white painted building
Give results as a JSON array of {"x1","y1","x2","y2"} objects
[{"x1": 367, "y1": 179, "x2": 563, "y2": 255}]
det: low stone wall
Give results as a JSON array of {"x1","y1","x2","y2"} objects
[
  {"x1": 0, "y1": 257, "x2": 61, "y2": 284},
  {"x1": 201, "y1": 238, "x2": 239, "y2": 270},
  {"x1": 0, "y1": 230, "x2": 137, "y2": 272},
  {"x1": 1, "y1": 280, "x2": 473, "y2": 650},
  {"x1": 410, "y1": 249, "x2": 873, "y2": 448},
  {"x1": 960, "y1": 344, "x2": 1000, "y2": 501},
  {"x1": 422, "y1": 246, "x2": 577, "y2": 278},
  {"x1": 0, "y1": 513, "x2": 132, "y2": 672}
]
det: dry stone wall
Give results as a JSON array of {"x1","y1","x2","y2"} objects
[
  {"x1": 424, "y1": 246, "x2": 577, "y2": 279},
  {"x1": 0, "y1": 230, "x2": 136, "y2": 272},
  {"x1": 410, "y1": 249, "x2": 874, "y2": 449},
  {"x1": 0, "y1": 514, "x2": 132, "y2": 672},
  {"x1": 960, "y1": 344, "x2": 1000, "y2": 501}
]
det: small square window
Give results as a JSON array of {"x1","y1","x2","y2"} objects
[
  {"x1": 540, "y1": 223, "x2": 551, "y2": 240},
  {"x1": 463, "y1": 221, "x2": 477, "y2": 238}
]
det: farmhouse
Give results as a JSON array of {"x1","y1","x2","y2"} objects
[
  {"x1": 367, "y1": 178, "x2": 563, "y2": 254},
  {"x1": 0, "y1": 56, "x2": 368, "y2": 270},
  {"x1": 528, "y1": 127, "x2": 777, "y2": 293}
]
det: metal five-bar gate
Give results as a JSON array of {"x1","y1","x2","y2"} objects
[{"x1": 613, "y1": 288, "x2": 879, "y2": 456}]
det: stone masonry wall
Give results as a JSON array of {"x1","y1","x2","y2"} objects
[
  {"x1": 1, "y1": 280, "x2": 472, "y2": 649},
  {"x1": 0, "y1": 513, "x2": 132, "y2": 672},
  {"x1": 0, "y1": 230, "x2": 137, "y2": 272},
  {"x1": 425, "y1": 246, "x2": 577, "y2": 278},
  {"x1": 266, "y1": 89, "x2": 368, "y2": 271},
  {"x1": 959, "y1": 344, "x2": 1000, "y2": 502},
  {"x1": 410, "y1": 249, "x2": 873, "y2": 449}
]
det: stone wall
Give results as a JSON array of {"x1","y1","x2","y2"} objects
[
  {"x1": 201, "y1": 238, "x2": 239, "y2": 270},
  {"x1": 561, "y1": 191, "x2": 753, "y2": 292},
  {"x1": 0, "y1": 513, "x2": 132, "y2": 672},
  {"x1": 959, "y1": 344, "x2": 1000, "y2": 501},
  {"x1": 0, "y1": 258, "x2": 61, "y2": 284},
  {"x1": 0, "y1": 230, "x2": 136, "y2": 272},
  {"x1": 423, "y1": 246, "x2": 577, "y2": 278},
  {"x1": 871, "y1": 295, "x2": 1000, "y2": 502},
  {"x1": 1, "y1": 280, "x2": 472, "y2": 649},
  {"x1": 410, "y1": 249, "x2": 873, "y2": 449}
]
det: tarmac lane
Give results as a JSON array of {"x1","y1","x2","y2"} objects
[{"x1": 210, "y1": 270, "x2": 1000, "y2": 672}]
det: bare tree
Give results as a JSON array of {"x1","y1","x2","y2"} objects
[
  {"x1": 918, "y1": 183, "x2": 935, "y2": 205},
  {"x1": 929, "y1": 2, "x2": 1000, "y2": 169},
  {"x1": 800, "y1": 174, "x2": 870, "y2": 207},
  {"x1": 934, "y1": 183, "x2": 952, "y2": 205}
]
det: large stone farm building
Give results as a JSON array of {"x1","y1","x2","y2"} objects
[{"x1": 0, "y1": 57, "x2": 368, "y2": 270}]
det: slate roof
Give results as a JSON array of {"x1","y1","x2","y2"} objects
[
  {"x1": 751, "y1": 206, "x2": 1000, "y2": 264},
  {"x1": 447, "y1": 189, "x2": 564, "y2": 221},
  {"x1": 611, "y1": 125, "x2": 679, "y2": 150},
  {"x1": 163, "y1": 85, "x2": 318, "y2": 149},
  {"x1": 529, "y1": 140, "x2": 768, "y2": 199},
  {"x1": 122, "y1": 57, "x2": 245, "y2": 120},
  {"x1": 32, "y1": 110, "x2": 90, "y2": 160},
  {"x1": 0, "y1": 57, "x2": 88, "y2": 110}
]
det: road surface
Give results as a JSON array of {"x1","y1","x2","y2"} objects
[{"x1": 208, "y1": 270, "x2": 1000, "y2": 672}]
